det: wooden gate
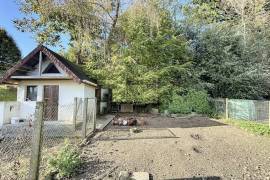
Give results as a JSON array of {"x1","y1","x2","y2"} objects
[{"x1": 44, "y1": 85, "x2": 59, "y2": 121}]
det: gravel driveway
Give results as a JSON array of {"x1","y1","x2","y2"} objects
[{"x1": 77, "y1": 115, "x2": 270, "y2": 180}]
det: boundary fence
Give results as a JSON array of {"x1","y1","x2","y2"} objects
[
  {"x1": 213, "y1": 98, "x2": 270, "y2": 127},
  {"x1": 0, "y1": 97, "x2": 96, "y2": 180}
]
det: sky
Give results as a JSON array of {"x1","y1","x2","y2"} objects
[
  {"x1": 0, "y1": 0, "x2": 67, "y2": 57},
  {"x1": 0, "y1": 0, "x2": 187, "y2": 57}
]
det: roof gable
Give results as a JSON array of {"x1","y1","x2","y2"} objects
[{"x1": 1, "y1": 45, "x2": 97, "y2": 86}]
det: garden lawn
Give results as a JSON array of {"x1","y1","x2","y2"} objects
[
  {"x1": 0, "y1": 86, "x2": 16, "y2": 101},
  {"x1": 221, "y1": 118, "x2": 270, "y2": 137}
]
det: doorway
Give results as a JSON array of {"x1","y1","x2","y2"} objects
[{"x1": 44, "y1": 85, "x2": 59, "y2": 121}]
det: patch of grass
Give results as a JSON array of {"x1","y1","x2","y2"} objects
[
  {"x1": 47, "y1": 140, "x2": 81, "y2": 178},
  {"x1": 222, "y1": 118, "x2": 270, "y2": 137},
  {"x1": 0, "y1": 85, "x2": 16, "y2": 101}
]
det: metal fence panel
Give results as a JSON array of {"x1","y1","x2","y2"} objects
[
  {"x1": 0, "y1": 97, "x2": 97, "y2": 179},
  {"x1": 228, "y1": 99, "x2": 269, "y2": 122},
  {"x1": 213, "y1": 98, "x2": 270, "y2": 124}
]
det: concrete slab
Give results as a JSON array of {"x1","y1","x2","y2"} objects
[
  {"x1": 130, "y1": 172, "x2": 150, "y2": 180},
  {"x1": 96, "y1": 114, "x2": 115, "y2": 131},
  {"x1": 119, "y1": 171, "x2": 149, "y2": 180}
]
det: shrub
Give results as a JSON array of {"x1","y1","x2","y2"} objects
[
  {"x1": 186, "y1": 90, "x2": 212, "y2": 114},
  {"x1": 168, "y1": 93, "x2": 192, "y2": 114},
  {"x1": 167, "y1": 90, "x2": 212, "y2": 115},
  {"x1": 48, "y1": 140, "x2": 81, "y2": 178}
]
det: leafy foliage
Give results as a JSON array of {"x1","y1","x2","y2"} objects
[
  {"x1": 192, "y1": 24, "x2": 270, "y2": 99},
  {"x1": 222, "y1": 119, "x2": 270, "y2": 136},
  {"x1": 168, "y1": 94, "x2": 191, "y2": 114},
  {"x1": 16, "y1": 0, "x2": 270, "y2": 102},
  {"x1": 184, "y1": 0, "x2": 270, "y2": 100},
  {"x1": 0, "y1": 86, "x2": 17, "y2": 101},
  {"x1": 0, "y1": 28, "x2": 21, "y2": 74},
  {"x1": 48, "y1": 140, "x2": 81, "y2": 178},
  {"x1": 186, "y1": 90, "x2": 212, "y2": 114},
  {"x1": 85, "y1": 2, "x2": 194, "y2": 104},
  {"x1": 168, "y1": 90, "x2": 211, "y2": 114}
]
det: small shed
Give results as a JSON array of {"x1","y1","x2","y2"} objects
[{"x1": 0, "y1": 45, "x2": 109, "y2": 125}]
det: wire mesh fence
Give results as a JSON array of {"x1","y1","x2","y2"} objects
[
  {"x1": 38, "y1": 98, "x2": 96, "y2": 178},
  {"x1": 213, "y1": 98, "x2": 270, "y2": 124},
  {"x1": 212, "y1": 98, "x2": 226, "y2": 118},
  {"x1": 0, "y1": 124, "x2": 33, "y2": 179},
  {"x1": 0, "y1": 97, "x2": 96, "y2": 179},
  {"x1": 74, "y1": 98, "x2": 97, "y2": 138}
]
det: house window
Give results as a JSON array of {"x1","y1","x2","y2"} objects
[
  {"x1": 43, "y1": 63, "x2": 60, "y2": 74},
  {"x1": 26, "y1": 86, "x2": 37, "y2": 101}
]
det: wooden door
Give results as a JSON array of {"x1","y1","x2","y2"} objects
[{"x1": 44, "y1": 85, "x2": 59, "y2": 121}]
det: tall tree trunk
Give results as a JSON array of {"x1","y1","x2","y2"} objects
[{"x1": 105, "y1": 0, "x2": 120, "y2": 60}]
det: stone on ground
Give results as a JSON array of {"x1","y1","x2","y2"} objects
[{"x1": 118, "y1": 171, "x2": 149, "y2": 180}]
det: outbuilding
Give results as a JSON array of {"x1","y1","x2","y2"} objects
[{"x1": 0, "y1": 45, "x2": 110, "y2": 125}]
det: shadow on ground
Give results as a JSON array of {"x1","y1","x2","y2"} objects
[{"x1": 106, "y1": 113, "x2": 226, "y2": 130}]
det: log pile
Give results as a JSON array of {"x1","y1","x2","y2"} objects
[{"x1": 112, "y1": 115, "x2": 146, "y2": 126}]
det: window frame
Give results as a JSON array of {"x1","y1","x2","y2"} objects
[{"x1": 25, "y1": 85, "x2": 38, "y2": 101}]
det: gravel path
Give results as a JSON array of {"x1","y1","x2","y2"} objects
[{"x1": 77, "y1": 116, "x2": 270, "y2": 180}]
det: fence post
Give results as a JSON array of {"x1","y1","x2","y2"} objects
[
  {"x1": 72, "y1": 97, "x2": 78, "y2": 131},
  {"x1": 82, "y1": 98, "x2": 88, "y2": 138},
  {"x1": 29, "y1": 102, "x2": 44, "y2": 180},
  {"x1": 225, "y1": 98, "x2": 229, "y2": 119},
  {"x1": 92, "y1": 98, "x2": 97, "y2": 131}
]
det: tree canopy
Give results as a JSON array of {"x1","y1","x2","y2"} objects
[
  {"x1": 0, "y1": 28, "x2": 21, "y2": 75},
  {"x1": 15, "y1": 0, "x2": 270, "y2": 103}
]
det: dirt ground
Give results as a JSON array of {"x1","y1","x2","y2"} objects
[{"x1": 76, "y1": 114, "x2": 270, "y2": 180}]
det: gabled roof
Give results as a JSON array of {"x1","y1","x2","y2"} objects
[{"x1": 1, "y1": 45, "x2": 97, "y2": 86}]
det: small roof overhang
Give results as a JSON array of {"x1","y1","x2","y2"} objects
[{"x1": 0, "y1": 45, "x2": 98, "y2": 87}]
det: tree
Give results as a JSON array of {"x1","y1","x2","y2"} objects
[
  {"x1": 0, "y1": 28, "x2": 21, "y2": 75},
  {"x1": 84, "y1": 1, "x2": 195, "y2": 105},
  {"x1": 15, "y1": 0, "x2": 121, "y2": 64},
  {"x1": 192, "y1": 23, "x2": 270, "y2": 99},
  {"x1": 182, "y1": 0, "x2": 270, "y2": 99}
]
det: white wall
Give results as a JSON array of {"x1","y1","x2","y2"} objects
[
  {"x1": 83, "y1": 84, "x2": 96, "y2": 99},
  {"x1": 0, "y1": 102, "x2": 20, "y2": 126},
  {"x1": 19, "y1": 101, "x2": 36, "y2": 120},
  {"x1": 16, "y1": 80, "x2": 96, "y2": 123}
]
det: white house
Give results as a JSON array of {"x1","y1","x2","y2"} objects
[{"x1": 0, "y1": 45, "x2": 110, "y2": 126}]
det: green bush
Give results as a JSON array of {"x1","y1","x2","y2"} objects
[
  {"x1": 0, "y1": 86, "x2": 16, "y2": 101},
  {"x1": 168, "y1": 94, "x2": 191, "y2": 114},
  {"x1": 48, "y1": 140, "x2": 81, "y2": 178},
  {"x1": 167, "y1": 90, "x2": 212, "y2": 115},
  {"x1": 186, "y1": 90, "x2": 212, "y2": 114}
]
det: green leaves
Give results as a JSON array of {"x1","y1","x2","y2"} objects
[
  {"x1": 168, "y1": 90, "x2": 212, "y2": 114},
  {"x1": 0, "y1": 28, "x2": 21, "y2": 74},
  {"x1": 48, "y1": 140, "x2": 81, "y2": 178},
  {"x1": 82, "y1": 2, "x2": 194, "y2": 104}
]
